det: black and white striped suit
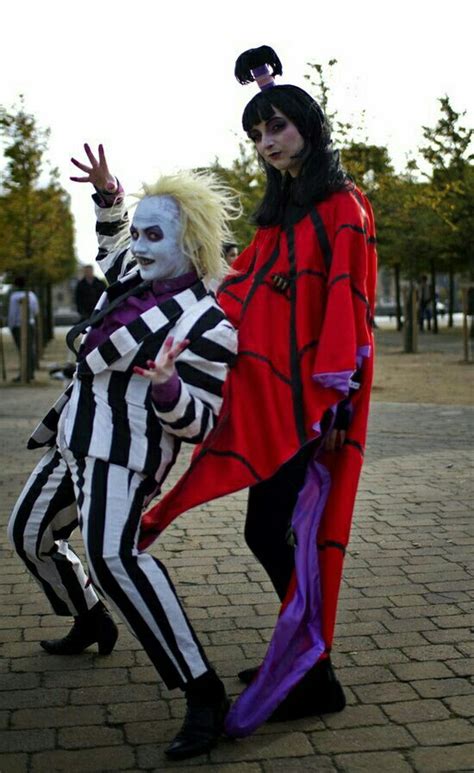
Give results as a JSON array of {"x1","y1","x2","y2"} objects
[{"x1": 8, "y1": 194, "x2": 237, "y2": 689}]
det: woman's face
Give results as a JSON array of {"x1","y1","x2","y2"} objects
[{"x1": 248, "y1": 107, "x2": 305, "y2": 177}]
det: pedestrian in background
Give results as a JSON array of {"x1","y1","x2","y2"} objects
[
  {"x1": 8, "y1": 277, "x2": 39, "y2": 381},
  {"x1": 74, "y1": 264, "x2": 106, "y2": 320},
  {"x1": 418, "y1": 274, "x2": 432, "y2": 332},
  {"x1": 223, "y1": 242, "x2": 239, "y2": 264}
]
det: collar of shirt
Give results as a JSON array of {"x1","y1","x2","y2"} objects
[{"x1": 151, "y1": 270, "x2": 199, "y2": 298}]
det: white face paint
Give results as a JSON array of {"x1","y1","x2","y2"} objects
[{"x1": 130, "y1": 195, "x2": 192, "y2": 281}]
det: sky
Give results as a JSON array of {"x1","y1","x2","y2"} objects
[{"x1": 1, "y1": 0, "x2": 472, "y2": 267}]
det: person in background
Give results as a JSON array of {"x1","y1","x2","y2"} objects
[
  {"x1": 418, "y1": 274, "x2": 432, "y2": 332},
  {"x1": 223, "y1": 242, "x2": 239, "y2": 264},
  {"x1": 8, "y1": 276, "x2": 40, "y2": 381},
  {"x1": 74, "y1": 264, "x2": 106, "y2": 320}
]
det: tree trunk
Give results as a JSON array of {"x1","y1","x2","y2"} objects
[
  {"x1": 448, "y1": 263, "x2": 455, "y2": 328},
  {"x1": 430, "y1": 259, "x2": 438, "y2": 334},
  {"x1": 45, "y1": 283, "x2": 54, "y2": 343},
  {"x1": 394, "y1": 264, "x2": 403, "y2": 331},
  {"x1": 38, "y1": 285, "x2": 48, "y2": 347}
]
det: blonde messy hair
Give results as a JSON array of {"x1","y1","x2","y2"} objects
[{"x1": 130, "y1": 171, "x2": 241, "y2": 280}]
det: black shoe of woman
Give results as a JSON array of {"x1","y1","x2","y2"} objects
[
  {"x1": 238, "y1": 658, "x2": 346, "y2": 720},
  {"x1": 269, "y1": 658, "x2": 346, "y2": 721}
]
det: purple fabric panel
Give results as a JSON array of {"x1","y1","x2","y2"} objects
[
  {"x1": 356, "y1": 344, "x2": 371, "y2": 368},
  {"x1": 224, "y1": 458, "x2": 331, "y2": 737},
  {"x1": 151, "y1": 371, "x2": 182, "y2": 410},
  {"x1": 82, "y1": 271, "x2": 198, "y2": 356},
  {"x1": 312, "y1": 369, "x2": 354, "y2": 395}
]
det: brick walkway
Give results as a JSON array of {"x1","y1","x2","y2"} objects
[{"x1": 1, "y1": 379, "x2": 473, "y2": 771}]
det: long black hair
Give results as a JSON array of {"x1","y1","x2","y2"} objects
[{"x1": 235, "y1": 46, "x2": 350, "y2": 226}]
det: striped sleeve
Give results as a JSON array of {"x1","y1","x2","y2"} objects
[
  {"x1": 93, "y1": 195, "x2": 136, "y2": 283},
  {"x1": 152, "y1": 317, "x2": 237, "y2": 444},
  {"x1": 27, "y1": 384, "x2": 74, "y2": 449}
]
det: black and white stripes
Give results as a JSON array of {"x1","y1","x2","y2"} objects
[
  {"x1": 28, "y1": 280, "x2": 237, "y2": 478},
  {"x1": 10, "y1": 190, "x2": 238, "y2": 690},
  {"x1": 8, "y1": 448, "x2": 210, "y2": 687}
]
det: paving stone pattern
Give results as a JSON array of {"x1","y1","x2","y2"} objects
[{"x1": 0, "y1": 382, "x2": 473, "y2": 772}]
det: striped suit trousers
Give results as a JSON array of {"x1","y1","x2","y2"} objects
[{"x1": 8, "y1": 446, "x2": 210, "y2": 689}]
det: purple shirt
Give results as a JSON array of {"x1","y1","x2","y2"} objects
[{"x1": 81, "y1": 270, "x2": 199, "y2": 409}]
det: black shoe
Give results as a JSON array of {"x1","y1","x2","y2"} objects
[
  {"x1": 40, "y1": 602, "x2": 118, "y2": 655},
  {"x1": 238, "y1": 666, "x2": 259, "y2": 685},
  {"x1": 165, "y1": 693, "x2": 230, "y2": 761},
  {"x1": 269, "y1": 658, "x2": 346, "y2": 722}
]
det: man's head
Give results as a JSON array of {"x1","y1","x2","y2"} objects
[
  {"x1": 83, "y1": 265, "x2": 95, "y2": 281},
  {"x1": 130, "y1": 196, "x2": 190, "y2": 282},
  {"x1": 127, "y1": 171, "x2": 240, "y2": 282}
]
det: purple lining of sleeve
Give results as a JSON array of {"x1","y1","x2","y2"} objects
[
  {"x1": 225, "y1": 456, "x2": 331, "y2": 737},
  {"x1": 151, "y1": 371, "x2": 181, "y2": 410},
  {"x1": 312, "y1": 369, "x2": 354, "y2": 395},
  {"x1": 356, "y1": 344, "x2": 371, "y2": 368}
]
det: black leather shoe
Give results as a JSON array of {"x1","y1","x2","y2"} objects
[
  {"x1": 269, "y1": 658, "x2": 346, "y2": 722},
  {"x1": 165, "y1": 694, "x2": 230, "y2": 760},
  {"x1": 40, "y1": 602, "x2": 118, "y2": 655},
  {"x1": 238, "y1": 666, "x2": 259, "y2": 685}
]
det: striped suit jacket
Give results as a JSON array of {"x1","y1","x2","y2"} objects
[{"x1": 28, "y1": 196, "x2": 237, "y2": 484}]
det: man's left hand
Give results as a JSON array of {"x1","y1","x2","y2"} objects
[{"x1": 133, "y1": 336, "x2": 189, "y2": 384}]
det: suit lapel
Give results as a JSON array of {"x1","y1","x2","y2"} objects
[{"x1": 77, "y1": 279, "x2": 208, "y2": 377}]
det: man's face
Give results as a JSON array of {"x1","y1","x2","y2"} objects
[{"x1": 130, "y1": 196, "x2": 191, "y2": 281}]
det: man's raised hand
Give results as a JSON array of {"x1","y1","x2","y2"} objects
[{"x1": 70, "y1": 143, "x2": 117, "y2": 192}]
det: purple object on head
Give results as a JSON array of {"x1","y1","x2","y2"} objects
[{"x1": 251, "y1": 64, "x2": 275, "y2": 91}]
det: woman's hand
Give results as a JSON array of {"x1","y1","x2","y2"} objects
[
  {"x1": 70, "y1": 143, "x2": 117, "y2": 192},
  {"x1": 133, "y1": 337, "x2": 190, "y2": 384}
]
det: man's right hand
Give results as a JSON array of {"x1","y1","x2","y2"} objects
[{"x1": 70, "y1": 143, "x2": 117, "y2": 192}]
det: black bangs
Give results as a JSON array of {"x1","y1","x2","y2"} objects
[
  {"x1": 242, "y1": 92, "x2": 277, "y2": 133},
  {"x1": 240, "y1": 85, "x2": 350, "y2": 226}
]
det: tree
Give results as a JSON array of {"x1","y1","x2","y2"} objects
[
  {"x1": 304, "y1": 59, "x2": 364, "y2": 148},
  {"x1": 0, "y1": 97, "x2": 76, "y2": 340},
  {"x1": 207, "y1": 141, "x2": 265, "y2": 248},
  {"x1": 419, "y1": 96, "x2": 474, "y2": 326}
]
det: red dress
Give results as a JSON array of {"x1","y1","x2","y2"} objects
[{"x1": 140, "y1": 186, "x2": 377, "y2": 735}]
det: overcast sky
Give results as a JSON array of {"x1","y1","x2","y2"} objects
[{"x1": 1, "y1": 0, "x2": 472, "y2": 267}]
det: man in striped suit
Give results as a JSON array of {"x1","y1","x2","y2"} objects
[{"x1": 8, "y1": 145, "x2": 238, "y2": 760}]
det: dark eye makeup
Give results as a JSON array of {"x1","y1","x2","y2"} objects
[
  {"x1": 248, "y1": 118, "x2": 286, "y2": 143},
  {"x1": 146, "y1": 227, "x2": 164, "y2": 241},
  {"x1": 129, "y1": 226, "x2": 164, "y2": 241}
]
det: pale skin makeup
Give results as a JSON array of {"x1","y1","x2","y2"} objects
[
  {"x1": 248, "y1": 107, "x2": 305, "y2": 178},
  {"x1": 130, "y1": 196, "x2": 191, "y2": 281},
  {"x1": 70, "y1": 143, "x2": 190, "y2": 384}
]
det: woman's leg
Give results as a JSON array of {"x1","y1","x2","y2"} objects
[
  {"x1": 245, "y1": 443, "x2": 316, "y2": 600},
  {"x1": 7, "y1": 447, "x2": 99, "y2": 616}
]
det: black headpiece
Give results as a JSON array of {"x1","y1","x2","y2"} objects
[{"x1": 234, "y1": 45, "x2": 282, "y2": 90}]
